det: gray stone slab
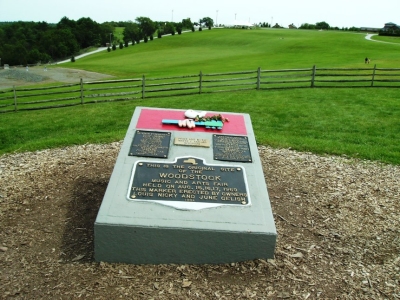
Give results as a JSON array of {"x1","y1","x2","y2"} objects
[{"x1": 94, "y1": 107, "x2": 276, "y2": 264}]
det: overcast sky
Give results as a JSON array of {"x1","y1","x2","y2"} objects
[{"x1": 1, "y1": 0, "x2": 398, "y2": 29}]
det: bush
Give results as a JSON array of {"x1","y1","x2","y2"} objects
[
  {"x1": 71, "y1": 56, "x2": 75, "y2": 62},
  {"x1": 144, "y1": 36, "x2": 148, "y2": 43},
  {"x1": 150, "y1": 35, "x2": 153, "y2": 41},
  {"x1": 124, "y1": 40, "x2": 129, "y2": 47},
  {"x1": 112, "y1": 44, "x2": 116, "y2": 51},
  {"x1": 192, "y1": 26, "x2": 195, "y2": 32},
  {"x1": 199, "y1": 27, "x2": 202, "y2": 31},
  {"x1": 157, "y1": 30, "x2": 162, "y2": 38},
  {"x1": 119, "y1": 42, "x2": 124, "y2": 49},
  {"x1": 107, "y1": 47, "x2": 111, "y2": 52}
]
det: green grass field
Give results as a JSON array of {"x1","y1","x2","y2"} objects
[
  {"x1": 372, "y1": 34, "x2": 400, "y2": 44},
  {"x1": 2, "y1": 28, "x2": 400, "y2": 165},
  {"x1": 61, "y1": 29, "x2": 400, "y2": 77}
]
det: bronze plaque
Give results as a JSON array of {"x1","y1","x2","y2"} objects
[
  {"x1": 213, "y1": 134, "x2": 252, "y2": 163},
  {"x1": 129, "y1": 130, "x2": 171, "y2": 158},
  {"x1": 128, "y1": 157, "x2": 249, "y2": 205},
  {"x1": 174, "y1": 137, "x2": 210, "y2": 147}
]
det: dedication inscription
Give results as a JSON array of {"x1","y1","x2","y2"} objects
[
  {"x1": 129, "y1": 130, "x2": 171, "y2": 158},
  {"x1": 213, "y1": 134, "x2": 252, "y2": 163},
  {"x1": 128, "y1": 157, "x2": 249, "y2": 205}
]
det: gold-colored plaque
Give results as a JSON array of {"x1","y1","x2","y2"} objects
[{"x1": 174, "y1": 137, "x2": 210, "y2": 148}]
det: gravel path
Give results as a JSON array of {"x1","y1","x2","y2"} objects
[
  {"x1": 0, "y1": 67, "x2": 114, "y2": 90},
  {"x1": 1, "y1": 143, "x2": 399, "y2": 299}
]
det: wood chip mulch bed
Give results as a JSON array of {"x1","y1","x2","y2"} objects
[{"x1": 1, "y1": 143, "x2": 399, "y2": 299}]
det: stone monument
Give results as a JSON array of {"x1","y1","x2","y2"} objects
[{"x1": 94, "y1": 107, "x2": 276, "y2": 264}]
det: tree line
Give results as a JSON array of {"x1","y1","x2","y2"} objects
[
  {"x1": 0, "y1": 16, "x2": 214, "y2": 66},
  {"x1": 0, "y1": 18, "x2": 116, "y2": 66}
]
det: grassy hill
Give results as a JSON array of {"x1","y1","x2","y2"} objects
[
  {"x1": 62, "y1": 28, "x2": 400, "y2": 77},
  {"x1": 2, "y1": 28, "x2": 400, "y2": 164}
]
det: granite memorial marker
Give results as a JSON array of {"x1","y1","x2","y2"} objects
[{"x1": 94, "y1": 107, "x2": 276, "y2": 264}]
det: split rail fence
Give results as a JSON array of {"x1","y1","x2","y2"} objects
[{"x1": 1, "y1": 65, "x2": 399, "y2": 113}]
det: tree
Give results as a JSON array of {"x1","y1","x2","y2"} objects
[
  {"x1": 41, "y1": 28, "x2": 79, "y2": 59},
  {"x1": 123, "y1": 22, "x2": 141, "y2": 44},
  {"x1": 135, "y1": 17, "x2": 156, "y2": 40},
  {"x1": 176, "y1": 23, "x2": 183, "y2": 34},
  {"x1": 200, "y1": 17, "x2": 214, "y2": 28},
  {"x1": 181, "y1": 18, "x2": 193, "y2": 30},
  {"x1": 299, "y1": 23, "x2": 316, "y2": 30},
  {"x1": 164, "y1": 22, "x2": 175, "y2": 35},
  {"x1": 315, "y1": 21, "x2": 330, "y2": 30},
  {"x1": 75, "y1": 17, "x2": 102, "y2": 48}
]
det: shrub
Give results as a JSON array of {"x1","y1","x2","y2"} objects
[
  {"x1": 144, "y1": 36, "x2": 148, "y2": 43},
  {"x1": 119, "y1": 42, "x2": 124, "y2": 49},
  {"x1": 192, "y1": 26, "x2": 195, "y2": 32},
  {"x1": 112, "y1": 44, "x2": 116, "y2": 51},
  {"x1": 157, "y1": 30, "x2": 162, "y2": 38},
  {"x1": 199, "y1": 27, "x2": 202, "y2": 31},
  {"x1": 107, "y1": 47, "x2": 111, "y2": 52},
  {"x1": 150, "y1": 35, "x2": 153, "y2": 41},
  {"x1": 70, "y1": 56, "x2": 75, "y2": 62},
  {"x1": 124, "y1": 40, "x2": 129, "y2": 47}
]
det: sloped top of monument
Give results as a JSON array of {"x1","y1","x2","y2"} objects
[{"x1": 135, "y1": 107, "x2": 248, "y2": 135}]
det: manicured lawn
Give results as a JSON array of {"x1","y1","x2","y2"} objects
[
  {"x1": 60, "y1": 29, "x2": 400, "y2": 77},
  {"x1": 1, "y1": 87, "x2": 399, "y2": 165},
  {"x1": 2, "y1": 28, "x2": 400, "y2": 165},
  {"x1": 372, "y1": 34, "x2": 400, "y2": 44}
]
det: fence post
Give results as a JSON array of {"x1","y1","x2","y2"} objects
[
  {"x1": 80, "y1": 78, "x2": 84, "y2": 104},
  {"x1": 257, "y1": 67, "x2": 261, "y2": 90},
  {"x1": 13, "y1": 85, "x2": 17, "y2": 112},
  {"x1": 142, "y1": 75, "x2": 146, "y2": 99},
  {"x1": 311, "y1": 65, "x2": 316, "y2": 87},
  {"x1": 371, "y1": 64, "x2": 377, "y2": 87},
  {"x1": 199, "y1": 71, "x2": 203, "y2": 94}
]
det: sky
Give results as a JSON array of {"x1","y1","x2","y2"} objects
[{"x1": 0, "y1": 0, "x2": 398, "y2": 29}]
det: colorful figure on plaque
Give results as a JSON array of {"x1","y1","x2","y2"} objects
[{"x1": 162, "y1": 110, "x2": 229, "y2": 130}]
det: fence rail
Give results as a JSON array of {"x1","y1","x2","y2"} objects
[{"x1": 1, "y1": 65, "x2": 399, "y2": 113}]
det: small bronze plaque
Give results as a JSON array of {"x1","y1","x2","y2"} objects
[
  {"x1": 213, "y1": 134, "x2": 252, "y2": 163},
  {"x1": 128, "y1": 157, "x2": 249, "y2": 205},
  {"x1": 129, "y1": 130, "x2": 171, "y2": 158},
  {"x1": 174, "y1": 137, "x2": 210, "y2": 148}
]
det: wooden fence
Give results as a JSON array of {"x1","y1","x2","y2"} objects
[{"x1": 1, "y1": 65, "x2": 399, "y2": 113}]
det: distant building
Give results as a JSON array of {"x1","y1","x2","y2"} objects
[
  {"x1": 381, "y1": 22, "x2": 400, "y2": 33},
  {"x1": 360, "y1": 27, "x2": 380, "y2": 32},
  {"x1": 288, "y1": 23, "x2": 297, "y2": 29}
]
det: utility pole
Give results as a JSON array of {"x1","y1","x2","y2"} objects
[{"x1": 216, "y1": 10, "x2": 218, "y2": 27}]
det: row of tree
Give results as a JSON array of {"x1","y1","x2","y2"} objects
[
  {"x1": 122, "y1": 17, "x2": 214, "y2": 45},
  {"x1": 0, "y1": 16, "x2": 215, "y2": 66},
  {"x1": 0, "y1": 17, "x2": 114, "y2": 66}
]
